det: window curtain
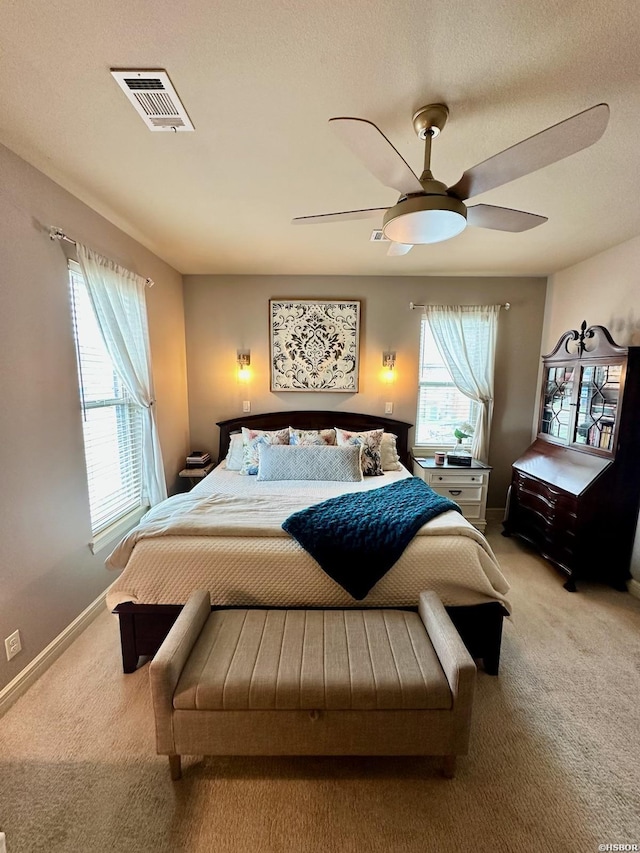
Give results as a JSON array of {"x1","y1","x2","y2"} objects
[
  {"x1": 76, "y1": 244, "x2": 167, "y2": 505},
  {"x1": 424, "y1": 305, "x2": 500, "y2": 463}
]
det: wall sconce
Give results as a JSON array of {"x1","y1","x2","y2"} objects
[
  {"x1": 382, "y1": 351, "x2": 396, "y2": 383},
  {"x1": 237, "y1": 350, "x2": 251, "y2": 382}
]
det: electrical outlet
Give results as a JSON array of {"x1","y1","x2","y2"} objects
[
  {"x1": 242, "y1": 401, "x2": 251, "y2": 413},
  {"x1": 5, "y1": 629, "x2": 21, "y2": 661},
  {"x1": 385, "y1": 402, "x2": 393, "y2": 415}
]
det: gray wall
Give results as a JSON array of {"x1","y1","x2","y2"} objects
[
  {"x1": 0, "y1": 144, "x2": 190, "y2": 692},
  {"x1": 183, "y1": 274, "x2": 547, "y2": 507}
]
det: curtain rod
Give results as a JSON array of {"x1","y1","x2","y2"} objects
[
  {"x1": 49, "y1": 227, "x2": 154, "y2": 287},
  {"x1": 410, "y1": 301, "x2": 510, "y2": 311}
]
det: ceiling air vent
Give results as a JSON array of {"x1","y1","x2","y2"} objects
[
  {"x1": 370, "y1": 230, "x2": 389, "y2": 242},
  {"x1": 110, "y1": 69, "x2": 194, "y2": 131}
]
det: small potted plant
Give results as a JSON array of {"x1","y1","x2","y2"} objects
[
  {"x1": 453, "y1": 422, "x2": 474, "y2": 445},
  {"x1": 448, "y1": 423, "x2": 474, "y2": 465}
]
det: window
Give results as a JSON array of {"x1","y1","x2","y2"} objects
[
  {"x1": 69, "y1": 262, "x2": 145, "y2": 536},
  {"x1": 415, "y1": 317, "x2": 478, "y2": 446}
]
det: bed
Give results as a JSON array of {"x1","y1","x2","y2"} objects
[{"x1": 108, "y1": 411, "x2": 510, "y2": 674}]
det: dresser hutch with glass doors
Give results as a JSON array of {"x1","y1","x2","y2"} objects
[{"x1": 503, "y1": 322, "x2": 640, "y2": 591}]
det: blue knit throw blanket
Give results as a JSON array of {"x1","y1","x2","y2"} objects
[{"x1": 282, "y1": 477, "x2": 461, "y2": 600}]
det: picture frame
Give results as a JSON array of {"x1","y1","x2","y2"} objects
[{"x1": 269, "y1": 299, "x2": 360, "y2": 392}]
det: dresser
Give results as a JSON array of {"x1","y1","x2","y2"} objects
[
  {"x1": 413, "y1": 457, "x2": 491, "y2": 532},
  {"x1": 503, "y1": 322, "x2": 640, "y2": 591}
]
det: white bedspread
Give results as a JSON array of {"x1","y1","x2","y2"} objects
[{"x1": 106, "y1": 464, "x2": 510, "y2": 611}]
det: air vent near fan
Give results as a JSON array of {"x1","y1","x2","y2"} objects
[
  {"x1": 110, "y1": 69, "x2": 194, "y2": 132},
  {"x1": 370, "y1": 230, "x2": 390, "y2": 241}
]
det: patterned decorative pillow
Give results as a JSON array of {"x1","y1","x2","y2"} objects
[
  {"x1": 257, "y1": 444, "x2": 363, "y2": 482},
  {"x1": 241, "y1": 427, "x2": 290, "y2": 475},
  {"x1": 289, "y1": 427, "x2": 336, "y2": 446},
  {"x1": 335, "y1": 427, "x2": 384, "y2": 476},
  {"x1": 224, "y1": 432, "x2": 244, "y2": 470},
  {"x1": 381, "y1": 432, "x2": 402, "y2": 471}
]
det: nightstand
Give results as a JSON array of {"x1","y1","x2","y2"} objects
[
  {"x1": 413, "y1": 457, "x2": 491, "y2": 532},
  {"x1": 178, "y1": 462, "x2": 215, "y2": 488}
]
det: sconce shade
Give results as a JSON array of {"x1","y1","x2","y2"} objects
[
  {"x1": 237, "y1": 350, "x2": 251, "y2": 381},
  {"x1": 382, "y1": 351, "x2": 396, "y2": 383}
]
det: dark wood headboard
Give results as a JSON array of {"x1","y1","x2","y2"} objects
[{"x1": 216, "y1": 411, "x2": 413, "y2": 470}]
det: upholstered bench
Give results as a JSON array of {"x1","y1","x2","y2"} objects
[{"x1": 149, "y1": 590, "x2": 476, "y2": 780}]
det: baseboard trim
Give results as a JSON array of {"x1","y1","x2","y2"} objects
[
  {"x1": 0, "y1": 589, "x2": 107, "y2": 718},
  {"x1": 629, "y1": 578, "x2": 640, "y2": 601}
]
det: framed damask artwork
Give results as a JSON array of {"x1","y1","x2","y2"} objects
[{"x1": 270, "y1": 299, "x2": 360, "y2": 392}]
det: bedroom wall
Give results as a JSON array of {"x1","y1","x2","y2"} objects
[
  {"x1": 544, "y1": 234, "x2": 640, "y2": 582},
  {"x1": 0, "y1": 143, "x2": 190, "y2": 693},
  {"x1": 183, "y1": 274, "x2": 547, "y2": 508}
]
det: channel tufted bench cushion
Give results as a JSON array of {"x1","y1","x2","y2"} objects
[{"x1": 150, "y1": 591, "x2": 476, "y2": 780}]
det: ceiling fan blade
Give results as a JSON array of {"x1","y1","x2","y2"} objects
[
  {"x1": 466, "y1": 204, "x2": 548, "y2": 232},
  {"x1": 449, "y1": 103, "x2": 610, "y2": 201},
  {"x1": 387, "y1": 242, "x2": 414, "y2": 256},
  {"x1": 329, "y1": 117, "x2": 424, "y2": 195},
  {"x1": 292, "y1": 207, "x2": 388, "y2": 225}
]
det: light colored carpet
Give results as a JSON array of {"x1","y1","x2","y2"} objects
[{"x1": 1, "y1": 525, "x2": 639, "y2": 853}]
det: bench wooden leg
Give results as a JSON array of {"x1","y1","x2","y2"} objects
[
  {"x1": 169, "y1": 755, "x2": 182, "y2": 781},
  {"x1": 442, "y1": 755, "x2": 456, "y2": 778}
]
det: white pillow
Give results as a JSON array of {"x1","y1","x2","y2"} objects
[
  {"x1": 256, "y1": 444, "x2": 363, "y2": 482},
  {"x1": 224, "y1": 432, "x2": 244, "y2": 470},
  {"x1": 381, "y1": 432, "x2": 402, "y2": 471}
]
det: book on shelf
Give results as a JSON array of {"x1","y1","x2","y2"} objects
[
  {"x1": 599, "y1": 423, "x2": 613, "y2": 449},
  {"x1": 186, "y1": 450, "x2": 211, "y2": 468},
  {"x1": 587, "y1": 423, "x2": 613, "y2": 450}
]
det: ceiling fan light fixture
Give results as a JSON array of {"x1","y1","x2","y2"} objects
[{"x1": 383, "y1": 195, "x2": 467, "y2": 245}]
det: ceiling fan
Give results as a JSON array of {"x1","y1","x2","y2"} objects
[{"x1": 292, "y1": 102, "x2": 610, "y2": 255}]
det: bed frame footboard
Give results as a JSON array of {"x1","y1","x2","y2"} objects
[
  {"x1": 446, "y1": 602, "x2": 507, "y2": 675},
  {"x1": 114, "y1": 601, "x2": 507, "y2": 675},
  {"x1": 114, "y1": 603, "x2": 183, "y2": 673}
]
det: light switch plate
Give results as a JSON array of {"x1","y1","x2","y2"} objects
[
  {"x1": 384, "y1": 402, "x2": 393, "y2": 415},
  {"x1": 242, "y1": 401, "x2": 251, "y2": 413}
]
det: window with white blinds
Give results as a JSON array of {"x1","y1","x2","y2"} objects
[
  {"x1": 416, "y1": 317, "x2": 479, "y2": 446},
  {"x1": 68, "y1": 263, "x2": 144, "y2": 536}
]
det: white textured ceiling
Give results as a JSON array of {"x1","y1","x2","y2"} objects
[{"x1": 2, "y1": 0, "x2": 640, "y2": 276}]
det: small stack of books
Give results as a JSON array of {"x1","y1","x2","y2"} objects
[{"x1": 186, "y1": 450, "x2": 212, "y2": 469}]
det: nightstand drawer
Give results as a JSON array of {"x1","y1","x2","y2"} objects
[
  {"x1": 431, "y1": 485, "x2": 483, "y2": 503},
  {"x1": 428, "y1": 472, "x2": 487, "y2": 487},
  {"x1": 459, "y1": 504, "x2": 482, "y2": 521}
]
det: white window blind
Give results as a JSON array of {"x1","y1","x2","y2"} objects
[
  {"x1": 69, "y1": 263, "x2": 144, "y2": 536},
  {"x1": 416, "y1": 317, "x2": 479, "y2": 446}
]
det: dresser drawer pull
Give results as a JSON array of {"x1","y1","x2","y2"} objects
[{"x1": 449, "y1": 489, "x2": 462, "y2": 496}]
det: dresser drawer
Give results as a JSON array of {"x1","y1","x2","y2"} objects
[
  {"x1": 513, "y1": 473, "x2": 578, "y2": 528},
  {"x1": 431, "y1": 485, "x2": 483, "y2": 503}
]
